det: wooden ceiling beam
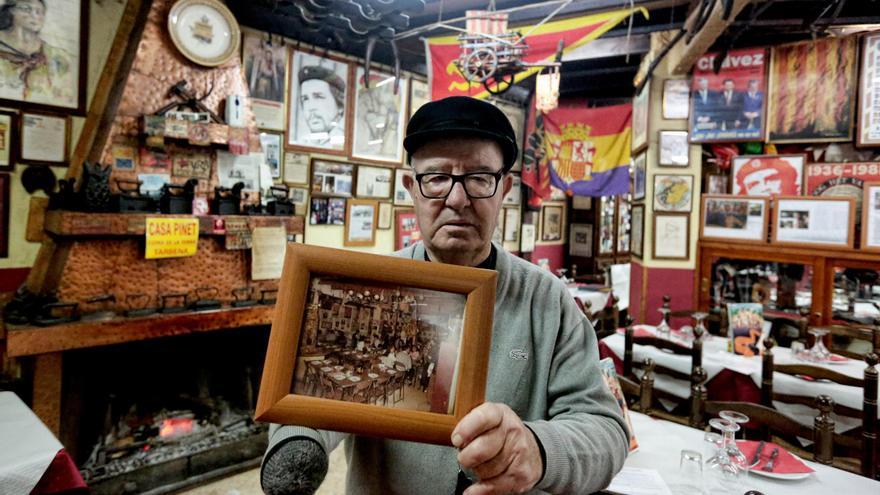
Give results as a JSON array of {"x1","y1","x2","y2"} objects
[{"x1": 667, "y1": 0, "x2": 752, "y2": 75}]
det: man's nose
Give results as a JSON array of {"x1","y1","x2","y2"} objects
[{"x1": 444, "y1": 181, "x2": 470, "y2": 209}]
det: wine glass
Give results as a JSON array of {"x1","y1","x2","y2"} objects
[
  {"x1": 719, "y1": 410, "x2": 750, "y2": 441},
  {"x1": 656, "y1": 307, "x2": 671, "y2": 338},
  {"x1": 807, "y1": 328, "x2": 831, "y2": 362},
  {"x1": 693, "y1": 312, "x2": 710, "y2": 341},
  {"x1": 705, "y1": 418, "x2": 749, "y2": 493}
]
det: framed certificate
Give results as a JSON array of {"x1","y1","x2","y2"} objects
[{"x1": 20, "y1": 112, "x2": 70, "y2": 165}]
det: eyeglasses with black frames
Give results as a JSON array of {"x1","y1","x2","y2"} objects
[{"x1": 414, "y1": 171, "x2": 504, "y2": 199}]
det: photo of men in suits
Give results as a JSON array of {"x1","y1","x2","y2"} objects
[{"x1": 742, "y1": 80, "x2": 764, "y2": 130}]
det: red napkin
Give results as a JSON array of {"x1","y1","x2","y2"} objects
[
  {"x1": 737, "y1": 440, "x2": 814, "y2": 474},
  {"x1": 829, "y1": 354, "x2": 848, "y2": 362}
]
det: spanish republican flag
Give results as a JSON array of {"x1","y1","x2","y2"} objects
[
  {"x1": 426, "y1": 8, "x2": 647, "y2": 101},
  {"x1": 523, "y1": 102, "x2": 632, "y2": 201}
]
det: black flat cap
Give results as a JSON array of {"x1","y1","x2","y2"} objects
[{"x1": 404, "y1": 96, "x2": 518, "y2": 171}]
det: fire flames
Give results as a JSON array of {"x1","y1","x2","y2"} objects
[{"x1": 159, "y1": 417, "x2": 194, "y2": 438}]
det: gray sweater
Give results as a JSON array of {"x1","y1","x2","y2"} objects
[{"x1": 263, "y1": 243, "x2": 629, "y2": 494}]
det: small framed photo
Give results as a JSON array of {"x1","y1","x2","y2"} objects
[
  {"x1": 632, "y1": 152, "x2": 647, "y2": 201},
  {"x1": 395, "y1": 209, "x2": 421, "y2": 250},
  {"x1": 706, "y1": 173, "x2": 728, "y2": 195},
  {"x1": 631, "y1": 204, "x2": 644, "y2": 258},
  {"x1": 572, "y1": 195, "x2": 592, "y2": 210},
  {"x1": 771, "y1": 196, "x2": 855, "y2": 249},
  {"x1": 20, "y1": 112, "x2": 70, "y2": 166},
  {"x1": 662, "y1": 79, "x2": 690, "y2": 120},
  {"x1": 393, "y1": 168, "x2": 413, "y2": 206},
  {"x1": 0, "y1": 111, "x2": 17, "y2": 172},
  {"x1": 351, "y1": 68, "x2": 408, "y2": 164},
  {"x1": 731, "y1": 154, "x2": 805, "y2": 196},
  {"x1": 256, "y1": 244, "x2": 496, "y2": 446},
  {"x1": 862, "y1": 182, "x2": 880, "y2": 252},
  {"x1": 569, "y1": 223, "x2": 593, "y2": 257},
  {"x1": 539, "y1": 203, "x2": 565, "y2": 244},
  {"x1": 259, "y1": 132, "x2": 284, "y2": 178},
  {"x1": 311, "y1": 159, "x2": 354, "y2": 197},
  {"x1": 631, "y1": 80, "x2": 650, "y2": 153},
  {"x1": 310, "y1": 197, "x2": 346, "y2": 225},
  {"x1": 355, "y1": 165, "x2": 393, "y2": 199},
  {"x1": 290, "y1": 187, "x2": 308, "y2": 207},
  {"x1": 283, "y1": 151, "x2": 310, "y2": 186},
  {"x1": 503, "y1": 207, "x2": 519, "y2": 243},
  {"x1": 377, "y1": 202, "x2": 392, "y2": 230},
  {"x1": 653, "y1": 213, "x2": 690, "y2": 260},
  {"x1": 658, "y1": 130, "x2": 689, "y2": 167},
  {"x1": 503, "y1": 173, "x2": 521, "y2": 205},
  {"x1": 700, "y1": 195, "x2": 769, "y2": 244},
  {"x1": 344, "y1": 199, "x2": 378, "y2": 247},
  {"x1": 653, "y1": 175, "x2": 694, "y2": 212}
]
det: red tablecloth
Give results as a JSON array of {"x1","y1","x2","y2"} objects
[{"x1": 30, "y1": 449, "x2": 87, "y2": 494}]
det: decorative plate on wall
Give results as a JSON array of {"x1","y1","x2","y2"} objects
[{"x1": 168, "y1": 0, "x2": 241, "y2": 67}]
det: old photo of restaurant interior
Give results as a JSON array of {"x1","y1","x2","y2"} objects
[{"x1": 0, "y1": 1, "x2": 879, "y2": 494}]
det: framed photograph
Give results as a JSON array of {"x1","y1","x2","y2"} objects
[
  {"x1": 520, "y1": 224, "x2": 535, "y2": 253},
  {"x1": 539, "y1": 203, "x2": 565, "y2": 243},
  {"x1": 858, "y1": 32, "x2": 880, "y2": 147},
  {"x1": 288, "y1": 49, "x2": 351, "y2": 154},
  {"x1": 309, "y1": 197, "x2": 345, "y2": 225},
  {"x1": 311, "y1": 159, "x2": 354, "y2": 197},
  {"x1": 631, "y1": 80, "x2": 650, "y2": 153},
  {"x1": 772, "y1": 196, "x2": 855, "y2": 249},
  {"x1": 632, "y1": 152, "x2": 647, "y2": 201},
  {"x1": 503, "y1": 173, "x2": 521, "y2": 205},
  {"x1": 355, "y1": 165, "x2": 393, "y2": 199},
  {"x1": 492, "y1": 208, "x2": 504, "y2": 244},
  {"x1": 255, "y1": 244, "x2": 496, "y2": 446},
  {"x1": 690, "y1": 47, "x2": 767, "y2": 143},
  {"x1": 768, "y1": 37, "x2": 857, "y2": 143},
  {"x1": 631, "y1": 204, "x2": 644, "y2": 258},
  {"x1": 344, "y1": 199, "x2": 378, "y2": 247},
  {"x1": 862, "y1": 182, "x2": 880, "y2": 252},
  {"x1": 662, "y1": 79, "x2": 690, "y2": 120},
  {"x1": 290, "y1": 187, "x2": 308, "y2": 207},
  {"x1": 377, "y1": 202, "x2": 392, "y2": 230},
  {"x1": 283, "y1": 151, "x2": 310, "y2": 186},
  {"x1": 0, "y1": 0, "x2": 87, "y2": 114},
  {"x1": 259, "y1": 132, "x2": 283, "y2": 178},
  {"x1": 242, "y1": 33, "x2": 287, "y2": 130},
  {"x1": 706, "y1": 173, "x2": 728, "y2": 195},
  {"x1": 617, "y1": 198, "x2": 631, "y2": 254},
  {"x1": 393, "y1": 168, "x2": 413, "y2": 206},
  {"x1": 351, "y1": 67, "x2": 408, "y2": 164},
  {"x1": 700, "y1": 195, "x2": 769, "y2": 243},
  {"x1": 395, "y1": 209, "x2": 422, "y2": 250},
  {"x1": 409, "y1": 78, "x2": 429, "y2": 119},
  {"x1": 653, "y1": 175, "x2": 693, "y2": 212},
  {"x1": 0, "y1": 173, "x2": 8, "y2": 258},
  {"x1": 572, "y1": 195, "x2": 592, "y2": 210},
  {"x1": 730, "y1": 154, "x2": 805, "y2": 196},
  {"x1": 0, "y1": 111, "x2": 18, "y2": 172},
  {"x1": 653, "y1": 213, "x2": 690, "y2": 260},
  {"x1": 804, "y1": 162, "x2": 880, "y2": 220},
  {"x1": 599, "y1": 196, "x2": 615, "y2": 255},
  {"x1": 20, "y1": 112, "x2": 69, "y2": 165},
  {"x1": 503, "y1": 207, "x2": 519, "y2": 243},
  {"x1": 658, "y1": 131, "x2": 689, "y2": 167},
  {"x1": 569, "y1": 223, "x2": 593, "y2": 257}
]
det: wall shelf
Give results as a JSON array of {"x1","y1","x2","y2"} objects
[{"x1": 43, "y1": 211, "x2": 304, "y2": 237}]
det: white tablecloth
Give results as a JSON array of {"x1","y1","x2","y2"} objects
[
  {"x1": 0, "y1": 392, "x2": 63, "y2": 495},
  {"x1": 613, "y1": 411, "x2": 880, "y2": 494},
  {"x1": 567, "y1": 287, "x2": 611, "y2": 315}
]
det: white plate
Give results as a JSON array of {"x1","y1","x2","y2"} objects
[
  {"x1": 349, "y1": 376, "x2": 361, "y2": 382},
  {"x1": 320, "y1": 367, "x2": 332, "y2": 372},
  {"x1": 748, "y1": 453, "x2": 812, "y2": 480},
  {"x1": 367, "y1": 373, "x2": 379, "y2": 379},
  {"x1": 331, "y1": 373, "x2": 346, "y2": 380}
]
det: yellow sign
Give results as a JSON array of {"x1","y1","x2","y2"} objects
[{"x1": 145, "y1": 218, "x2": 200, "y2": 259}]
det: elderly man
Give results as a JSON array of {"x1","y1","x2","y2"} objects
[{"x1": 261, "y1": 96, "x2": 629, "y2": 495}]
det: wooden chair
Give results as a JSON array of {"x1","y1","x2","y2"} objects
[
  {"x1": 819, "y1": 321, "x2": 880, "y2": 360},
  {"x1": 618, "y1": 358, "x2": 655, "y2": 414},
  {"x1": 349, "y1": 379, "x2": 373, "y2": 404},
  {"x1": 319, "y1": 375, "x2": 342, "y2": 401},
  {"x1": 304, "y1": 363, "x2": 319, "y2": 396},
  {"x1": 763, "y1": 307, "x2": 810, "y2": 347},
  {"x1": 369, "y1": 374, "x2": 390, "y2": 405}
]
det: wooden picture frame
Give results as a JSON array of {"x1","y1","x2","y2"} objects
[
  {"x1": 287, "y1": 50, "x2": 352, "y2": 156},
  {"x1": 653, "y1": 213, "x2": 690, "y2": 260},
  {"x1": 310, "y1": 158, "x2": 354, "y2": 197},
  {"x1": 351, "y1": 67, "x2": 408, "y2": 165},
  {"x1": 0, "y1": 173, "x2": 8, "y2": 258},
  {"x1": 653, "y1": 174, "x2": 693, "y2": 212},
  {"x1": 395, "y1": 209, "x2": 421, "y2": 250},
  {"x1": 256, "y1": 244, "x2": 496, "y2": 446},
  {"x1": 631, "y1": 80, "x2": 650, "y2": 153},
  {"x1": 242, "y1": 32, "x2": 288, "y2": 130},
  {"x1": 632, "y1": 151, "x2": 647, "y2": 201},
  {"x1": 662, "y1": 79, "x2": 690, "y2": 120},
  {"x1": 658, "y1": 130, "x2": 689, "y2": 167},
  {"x1": 377, "y1": 202, "x2": 392, "y2": 229},
  {"x1": 858, "y1": 32, "x2": 880, "y2": 147},
  {"x1": 730, "y1": 154, "x2": 805, "y2": 196},
  {"x1": 283, "y1": 151, "x2": 310, "y2": 186},
  {"x1": 706, "y1": 173, "x2": 728, "y2": 195},
  {"x1": 862, "y1": 182, "x2": 880, "y2": 252},
  {"x1": 771, "y1": 196, "x2": 856, "y2": 249},
  {"x1": 355, "y1": 165, "x2": 393, "y2": 199},
  {"x1": 344, "y1": 199, "x2": 378, "y2": 246},
  {"x1": 0, "y1": 111, "x2": 18, "y2": 172},
  {"x1": 393, "y1": 168, "x2": 414, "y2": 206},
  {"x1": 700, "y1": 194, "x2": 769, "y2": 244},
  {"x1": 408, "y1": 78, "x2": 429, "y2": 120},
  {"x1": 259, "y1": 131, "x2": 284, "y2": 178},
  {"x1": 502, "y1": 173, "x2": 521, "y2": 206},
  {"x1": 631, "y1": 204, "x2": 644, "y2": 258},
  {"x1": 572, "y1": 195, "x2": 592, "y2": 210},
  {"x1": 19, "y1": 112, "x2": 70, "y2": 166},
  {"x1": 569, "y1": 223, "x2": 593, "y2": 257},
  {"x1": 539, "y1": 203, "x2": 565, "y2": 244}
]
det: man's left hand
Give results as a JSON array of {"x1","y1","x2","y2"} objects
[{"x1": 452, "y1": 402, "x2": 543, "y2": 495}]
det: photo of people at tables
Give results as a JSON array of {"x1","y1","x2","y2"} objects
[{"x1": 293, "y1": 276, "x2": 466, "y2": 415}]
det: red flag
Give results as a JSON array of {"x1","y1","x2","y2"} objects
[{"x1": 521, "y1": 99, "x2": 551, "y2": 205}]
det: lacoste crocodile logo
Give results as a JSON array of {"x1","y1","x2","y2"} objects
[{"x1": 509, "y1": 349, "x2": 529, "y2": 360}]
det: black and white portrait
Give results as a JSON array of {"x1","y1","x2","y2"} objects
[
  {"x1": 352, "y1": 67, "x2": 407, "y2": 164},
  {"x1": 288, "y1": 50, "x2": 349, "y2": 152}
]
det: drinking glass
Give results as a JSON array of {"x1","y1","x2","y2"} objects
[
  {"x1": 703, "y1": 431, "x2": 722, "y2": 460},
  {"x1": 656, "y1": 307, "x2": 671, "y2": 338},
  {"x1": 676, "y1": 450, "x2": 703, "y2": 495},
  {"x1": 705, "y1": 418, "x2": 748, "y2": 493},
  {"x1": 807, "y1": 328, "x2": 831, "y2": 361},
  {"x1": 692, "y1": 312, "x2": 710, "y2": 341}
]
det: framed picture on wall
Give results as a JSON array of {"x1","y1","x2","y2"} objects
[
  {"x1": 631, "y1": 80, "x2": 650, "y2": 153},
  {"x1": 20, "y1": 112, "x2": 70, "y2": 165},
  {"x1": 862, "y1": 182, "x2": 880, "y2": 252},
  {"x1": 242, "y1": 33, "x2": 287, "y2": 130},
  {"x1": 287, "y1": 50, "x2": 350, "y2": 154},
  {"x1": 804, "y1": 162, "x2": 880, "y2": 221},
  {"x1": 540, "y1": 204, "x2": 563, "y2": 242},
  {"x1": 700, "y1": 195, "x2": 769, "y2": 244},
  {"x1": 351, "y1": 67, "x2": 408, "y2": 164},
  {"x1": 503, "y1": 173, "x2": 521, "y2": 205},
  {"x1": 0, "y1": 111, "x2": 18, "y2": 172},
  {"x1": 730, "y1": 154, "x2": 805, "y2": 196},
  {"x1": 572, "y1": 195, "x2": 592, "y2": 210},
  {"x1": 377, "y1": 202, "x2": 392, "y2": 230},
  {"x1": 310, "y1": 159, "x2": 354, "y2": 197},
  {"x1": 0, "y1": 0, "x2": 87, "y2": 114},
  {"x1": 662, "y1": 79, "x2": 690, "y2": 120},
  {"x1": 653, "y1": 213, "x2": 689, "y2": 260},
  {"x1": 255, "y1": 244, "x2": 496, "y2": 445},
  {"x1": 259, "y1": 132, "x2": 283, "y2": 178},
  {"x1": 503, "y1": 207, "x2": 519, "y2": 243},
  {"x1": 569, "y1": 223, "x2": 593, "y2": 257},
  {"x1": 393, "y1": 168, "x2": 413, "y2": 206},
  {"x1": 344, "y1": 199, "x2": 378, "y2": 247},
  {"x1": 0, "y1": 173, "x2": 8, "y2": 258},
  {"x1": 706, "y1": 173, "x2": 728, "y2": 194},
  {"x1": 653, "y1": 175, "x2": 693, "y2": 212},
  {"x1": 771, "y1": 196, "x2": 855, "y2": 249},
  {"x1": 289, "y1": 187, "x2": 308, "y2": 207},
  {"x1": 283, "y1": 151, "x2": 310, "y2": 186},
  {"x1": 858, "y1": 32, "x2": 880, "y2": 147},
  {"x1": 658, "y1": 131, "x2": 689, "y2": 167},
  {"x1": 309, "y1": 197, "x2": 346, "y2": 225},
  {"x1": 631, "y1": 204, "x2": 644, "y2": 258},
  {"x1": 355, "y1": 165, "x2": 393, "y2": 199},
  {"x1": 632, "y1": 152, "x2": 647, "y2": 201},
  {"x1": 395, "y1": 209, "x2": 422, "y2": 250},
  {"x1": 409, "y1": 78, "x2": 429, "y2": 120}
]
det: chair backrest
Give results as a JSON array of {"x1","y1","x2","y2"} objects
[
  {"x1": 820, "y1": 322, "x2": 880, "y2": 359},
  {"x1": 764, "y1": 307, "x2": 810, "y2": 346}
]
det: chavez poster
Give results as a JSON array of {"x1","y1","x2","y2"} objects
[{"x1": 690, "y1": 47, "x2": 767, "y2": 143}]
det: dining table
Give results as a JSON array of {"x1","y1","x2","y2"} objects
[
  {"x1": 567, "y1": 285, "x2": 612, "y2": 315},
  {"x1": 606, "y1": 411, "x2": 880, "y2": 494}
]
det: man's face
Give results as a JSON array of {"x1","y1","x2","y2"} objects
[
  {"x1": 748, "y1": 81, "x2": 758, "y2": 92},
  {"x1": 698, "y1": 79, "x2": 709, "y2": 91},
  {"x1": 404, "y1": 137, "x2": 511, "y2": 260},
  {"x1": 744, "y1": 169, "x2": 781, "y2": 195},
  {"x1": 300, "y1": 79, "x2": 340, "y2": 133},
  {"x1": 724, "y1": 80, "x2": 735, "y2": 92}
]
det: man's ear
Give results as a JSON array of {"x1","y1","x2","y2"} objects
[{"x1": 402, "y1": 170, "x2": 415, "y2": 195}]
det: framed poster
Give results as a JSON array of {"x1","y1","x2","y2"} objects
[
  {"x1": 653, "y1": 213, "x2": 689, "y2": 260},
  {"x1": 631, "y1": 204, "x2": 644, "y2": 258},
  {"x1": 862, "y1": 182, "x2": 880, "y2": 251},
  {"x1": 256, "y1": 243, "x2": 495, "y2": 445},
  {"x1": 287, "y1": 50, "x2": 350, "y2": 154},
  {"x1": 706, "y1": 173, "x2": 728, "y2": 194},
  {"x1": 572, "y1": 195, "x2": 592, "y2": 210},
  {"x1": 344, "y1": 199, "x2": 378, "y2": 247},
  {"x1": 310, "y1": 159, "x2": 354, "y2": 197},
  {"x1": 242, "y1": 33, "x2": 287, "y2": 130},
  {"x1": 0, "y1": 111, "x2": 17, "y2": 172},
  {"x1": 503, "y1": 207, "x2": 519, "y2": 243},
  {"x1": 355, "y1": 165, "x2": 393, "y2": 199},
  {"x1": 767, "y1": 37, "x2": 858, "y2": 143},
  {"x1": 0, "y1": 173, "x2": 8, "y2": 258},
  {"x1": 393, "y1": 168, "x2": 413, "y2": 206},
  {"x1": 690, "y1": 47, "x2": 767, "y2": 143},
  {"x1": 503, "y1": 173, "x2": 521, "y2": 205},
  {"x1": 259, "y1": 132, "x2": 283, "y2": 178},
  {"x1": 283, "y1": 151, "x2": 310, "y2": 186},
  {"x1": 632, "y1": 152, "x2": 647, "y2": 201},
  {"x1": 631, "y1": 80, "x2": 649, "y2": 153},
  {"x1": 700, "y1": 195, "x2": 769, "y2": 244},
  {"x1": 662, "y1": 79, "x2": 690, "y2": 120},
  {"x1": 540, "y1": 203, "x2": 564, "y2": 243},
  {"x1": 653, "y1": 175, "x2": 693, "y2": 212},
  {"x1": 493, "y1": 99, "x2": 526, "y2": 171},
  {"x1": 409, "y1": 78, "x2": 429, "y2": 119},
  {"x1": 730, "y1": 154, "x2": 805, "y2": 196},
  {"x1": 804, "y1": 162, "x2": 880, "y2": 219},
  {"x1": 859, "y1": 32, "x2": 880, "y2": 147},
  {"x1": 0, "y1": 0, "x2": 87, "y2": 114},
  {"x1": 658, "y1": 131, "x2": 689, "y2": 167},
  {"x1": 569, "y1": 223, "x2": 593, "y2": 257},
  {"x1": 351, "y1": 67, "x2": 408, "y2": 164},
  {"x1": 772, "y1": 196, "x2": 855, "y2": 249},
  {"x1": 377, "y1": 202, "x2": 392, "y2": 230},
  {"x1": 20, "y1": 112, "x2": 69, "y2": 165},
  {"x1": 395, "y1": 209, "x2": 422, "y2": 250}
]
